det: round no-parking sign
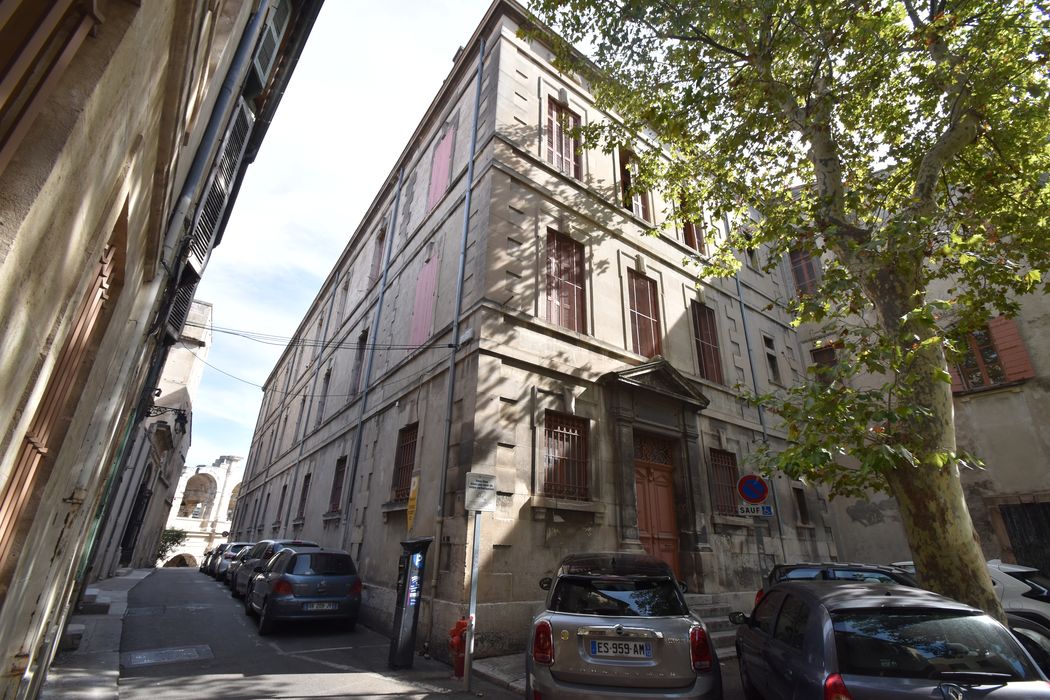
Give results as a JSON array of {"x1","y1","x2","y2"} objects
[{"x1": 737, "y1": 474, "x2": 769, "y2": 504}]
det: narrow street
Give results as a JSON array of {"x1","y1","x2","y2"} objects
[{"x1": 117, "y1": 569, "x2": 518, "y2": 699}]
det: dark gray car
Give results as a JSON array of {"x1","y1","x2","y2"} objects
[
  {"x1": 526, "y1": 552, "x2": 722, "y2": 699},
  {"x1": 231, "y1": 539, "x2": 318, "y2": 597},
  {"x1": 731, "y1": 581, "x2": 1050, "y2": 699},
  {"x1": 244, "y1": 547, "x2": 362, "y2": 635}
]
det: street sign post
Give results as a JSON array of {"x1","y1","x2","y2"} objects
[{"x1": 463, "y1": 472, "x2": 496, "y2": 691}]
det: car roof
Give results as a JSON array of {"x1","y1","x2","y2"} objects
[
  {"x1": 556, "y1": 552, "x2": 675, "y2": 578},
  {"x1": 774, "y1": 561, "x2": 910, "y2": 572},
  {"x1": 770, "y1": 581, "x2": 982, "y2": 614},
  {"x1": 989, "y1": 558, "x2": 1041, "y2": 574}
]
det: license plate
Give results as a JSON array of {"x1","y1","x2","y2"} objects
[
  {"x1": 590, "y1": 639, "x2": 652, "y2": 658},
  {"x1": 304, "y1": 602, "x2": 337, "y2": 611}
]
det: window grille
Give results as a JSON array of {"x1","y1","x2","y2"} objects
[
  {"x1": 710, "y1": 448, "x2": 739, "y2": 516},
  {"x1": 543, "y1": 412, "x2": 589, "y2": 500},
  {"x1": 391, "y1": 424, "x2": 418, "y2": 503}
]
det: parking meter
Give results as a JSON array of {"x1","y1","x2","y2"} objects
[{"x1": 388, "y1": 537, "x2": 432, "y2": 669}]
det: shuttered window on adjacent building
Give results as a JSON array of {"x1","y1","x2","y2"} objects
[
  {"x1": 296, "y1": 473, "x2": 310, "y2": 519},
  {"x1": 391, "y1": 424, "x2": 418, "y2": 503},
  {"x1": 426, "y1": 122, "x2": 456, "y2": 212},
  {"x1": 950, "y1": 317, "x2": 1035, "y2": 392},
  {"x1": 789, "y1": 249, "x2": 818, "y2": 296},
  {"x1": 543, "y1": 411, "x2": 589, "y2": 501},
  {"x1": 691, "y1": 301, "x2": 724, "y2": 384},
  {"x1": 547, "y1": 98, "x2": 581, "y2": 179},
  {"x1": 546, "y1": 229, "x2": 586, "y2": 333},
  {"x1": 710, "y1": 448, "x2": 740, "y2": 517},
  {"x1": 628, "y1": 269, "x2": 661, "y2": 357},
  {"x1": 409, "y1": 254, "x2": 439, "y2": 345},
  {"x1": 619, "y1": 147, "x2": 651, "y2": 222},
  {"x1": 327, "y1": 457, "x2": 347, "y2": 514}
]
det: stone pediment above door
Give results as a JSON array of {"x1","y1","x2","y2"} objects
[{"x1": 600, "y1": 357, "x2": 710, "y2": 410}]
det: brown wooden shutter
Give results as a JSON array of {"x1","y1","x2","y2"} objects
[
  {"x1": 409, "y1": 255, "x2": 438, "y2": 345},
  {"x1": 947, "y1": 363, "x2": 964, "y2": 393},
  {"x1": 989, "y1": 316, "x2": 1035, "y2": 382}
]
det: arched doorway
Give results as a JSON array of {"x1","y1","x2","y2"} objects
[
  {"x1": 178, "y1": 473, "x2": 217, "y2": 520},
  {"x1": 164, "y1": 553, "x2": 197, "y2": 568}
]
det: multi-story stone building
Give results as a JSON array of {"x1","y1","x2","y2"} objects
[
  {"x1": 232, "y1": 0, "x2": 838, "y2": 658},
  {"x1": 165, "y1": 455, "x2": 245, "y2": 567},
  {"x1": 0, "y1": 1, "x2": 320, "y2": 695}
]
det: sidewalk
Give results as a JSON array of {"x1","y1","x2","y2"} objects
[
  {"x1": 472, "y1": 653, "x2": 527, "y2": 694},
  {"x1": 40, "y1": 568, "x2": 153, "y2": 699}
]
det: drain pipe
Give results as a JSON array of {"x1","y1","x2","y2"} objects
[
  {"x1": 160, "y1": 6, "x2": 269, "y2": 271},
  {"x1": 424, "y1": 35, "x2": 486, "y2": 651},
  {"x1": 340, "y1": 168, "x2": 406, "y2": 543},
  {"x1": 726, "y1": 216, "x2": 789, "y2": 564}
]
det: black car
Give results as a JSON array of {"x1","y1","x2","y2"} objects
[{"x1": 756, "y1": 562, "x2": 919, "y2": 606}]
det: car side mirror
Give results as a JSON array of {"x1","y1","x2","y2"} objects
[
  {"x1": 678, "y1": 580, "x2": 688, "y2": 593},
  {"x1": 728, "y1": 611, "x2": 749, "y2": 626},
  {"x1": 539, "y1": 576, "x2": 552, "y2": 591}
]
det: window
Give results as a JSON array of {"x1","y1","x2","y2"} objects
[
  {"x1": 951, "y1": 317, "x2": 1034, "y2": 392},
  {"x1": 391, "y1": 424, "x2": 418, "y2": 503},
  {"x1": 773, "y1": 595, "x2": 811, "y2": 650},
  {"x1": 681, "y1": 203, "x2": 705, "y2": 254},
  {"x1": 763, "y1": 335, "x2": 782, "y2": 385},
  {"x1": 618, "y1": 147, "x2": 651, "y2": 221},
  {"x1": 691, "y1": 301, "x2": 724, "y2": 384},
  {"x1": 789, "y1": 249, "x2": 818, "y2": 296},
  {"x1": 350, "y1": 329, "x2": 367, "y2": 396},
  {"x1": 426, "y1": 122, "x2": 456, "y2": 212},
  {"x1": 793, "y1": 487, "x2": 811, "y2": 525},
  {"x1": 543, "y1": 411, "x2": 589, "y2": 500},
  {"x1": 410, "y1": 254, "x2": 439, "y2": 345},
  {"x1": 369, "y1": 229, "x2": 386, "y2": 283},
  {"x1": 627, "y1": 269, "x2": 662, "y2": 357},
  {"x1": 296, "y1": 473, "x2": 311, "y2": 519},
  {"x1": 316, "y1": 369, "x2": 330, "y2": 427},
  {"x1": 275, "y1": 484, "x2": 287, "y2": 525},
  {"x1": 811, "y1": 345, "x2": 837, "y2": 384},
  {"x1": 546, "y1": 230, "x2": 586, "y2": 333},
  {"x1": 328, "y1": 456, "x2": 347, "y2": 513},
  {"x1": 710, "y1": 448, "x2": 739, "y2": 516},
  {"x1": 753, "y1": 590, "x2": 785, "y2": 635},
  {"x1": 547, "y1": 98, "x2": 581, "y2": 178}
]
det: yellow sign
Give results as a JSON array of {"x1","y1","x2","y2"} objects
[{"x1": 406, "y1": 475, "x2": 419, "y2": 531}]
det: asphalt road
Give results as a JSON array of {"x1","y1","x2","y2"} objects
[{"x1": 119, "y1": 568, "x2": 518, "y2": 699}]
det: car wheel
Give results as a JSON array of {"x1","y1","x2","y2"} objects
[
  {"x1": 244, "y1": 591, "x2": 254, "y2": 616},
  {"x1": 738, "y1": 648, "x2": 763, "y2": 700},
  {"x1": 231, "y1": 580, "x2": 242, "y2": 599},
  {"x1": 258, "y1": 600, "x2": 274, "y2": 636}
]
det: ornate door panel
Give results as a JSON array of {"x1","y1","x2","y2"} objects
[{"x1": 634, "y1": 435, "x2": 680, "y2": 577}]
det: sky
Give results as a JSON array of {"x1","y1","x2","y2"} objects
[{"x1": 185, "y1": 0, "x2": 494, "y2": 468}]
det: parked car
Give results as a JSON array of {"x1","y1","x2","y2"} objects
[
  {"x1": 204, "y1": 544, "x2": 234, "y2": 576},
  {"x1": 894, "y1": 559, "x2": 1050, "y2": 629},
  {"x1": 213, "y1": 542, "x2": 252, "y2": 579},
  {"x1": 199, "y1": 549, "x2": 213, "y2": 572},
  {"x1": 525, "y1": 552, "x2": 722, "y2": 699},
  {"x1": 231, "y1": 539, "x2": 319, "y2": 598},
  {"x1": 244, "y1": 546, "x2": 361, "y2": 635},
  {"x1": 731, "y1": 581, "x2": 1050, "y2": 699},
  {"x1": 755, "y1": 562, "x2": 918, "y2": 606},
  {"x1": 225, "y1": 547, "x2": 253, "y2": 587}
]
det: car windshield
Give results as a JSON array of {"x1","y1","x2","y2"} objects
[
  {"x1": 549, "y1": 576, "x2": 688, "y2": 616},
  {"x1": 833, "y1": 608, "x2": 1041, "y2": 681},
  {"x1": 779, "y1": 567, "x2": 823, "y2": 581},
  {"x1": 1008, "y1": 570, "x2": 1050, "y2": 597},
  {"x1": 828, "y1": 569, "x2": 917, "y2": 586},
  {"x1": 290, "y1": 553, "x2": 356, "y2": 576}
]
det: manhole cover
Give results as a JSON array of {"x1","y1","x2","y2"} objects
[
  {"x1": 120, "y1": 645, "x2": 213, "y2": 668},
  {"x1": 124, "y1": 607, "x2": 164, "y2": 617}
]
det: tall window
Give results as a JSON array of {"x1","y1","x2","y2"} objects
[
  {"x1": 789, "y1": 249, "x2": 818, "y2": 296},
  {"x1": 710, "y1": 448, "x2": 739, "y2": 516},
  {"x1": 691, "y1": 301, "x2": 724, "y2": 384},
  {"x1": 547, "y1": 98, "x2": 581, "y2": 178},
  {"x1": 369, "y1": 229, "x2": 386, "y2": 283},
  {"x1": 680, "y1": 201, "x2": 705, "y2": 254},
  {"x1": 763, "y1": 334, "x2": 782, "y2": 385},
  {"x1": 391, "y1": 424, "x2": 419, "y2": 503},
  {"x1": 546, "y1": 230, "x2": 586, "y2": 333},
  {"x1": 543, "y1": 411, "x2": 589, "y2": 501},
  {"x1": 410, "y1": 254, "x2": 438, "y2": 345},
  {"x1": 811, "y1": 346, "x2": 837, "y2": 384},
  {"x1": 618, "y1": 147, "x2": 651, "y2": 221},
  {"x1": 275, "y1": 484, "x2": 287, "y2": 525},
  {"x1": 426, "y1": 122, "x2": 456, "y2": 212},
  {"x1": 316, "y1": 369, "x2": 331, "y2": 427},
  {"x1": 296, "y1": 473, "x2": 311, "y2": 519},
  {"x1": 793, "y1": 487, "x2": 811, "y2": 525},
  {"x1": 628, "y1": 269, "x2": 662, "y2": 357},
  {"x1": 350, "y1": 329, "x2": 367, "y2": 396},
  {"x1": 328, "y1": 456, "x2": 347, "y2": 513}
]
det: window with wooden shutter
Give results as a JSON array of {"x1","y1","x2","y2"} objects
[
  {"x1": 547, "y1": 98, "x2": 581, "y2": 179},
  {"x1": 350, "y1": 329, "x2": 367, "y2": 396},
  {"x1": 691, "y1": 301, "x2": 724, "y2": 384},
  {"x1": 546, "y1": 230, "x2": 586, "y2": 333},
  {"x1": 543, "y1": 411, "x2": 589, "y2": 501},
  {"x1": 789, "y1": 250, "x2": 818, "y2": 296},
  {"x1": 391, "y1": 424, "x2": 418, "y2": 503},
  {"x1": 410, "y1": 254, "x2": 439, "y2": 345},
  {"x1": 426, "y1": 122, "x2": 456, "y2": 212},
  {"x1": 810, "y1": 345, "x2": 837, "y2": 384},
  {"x1": 951, "y1": 317, "x2": 1035, "y2": 392},
  {"x1": 710, "y1": 448, "x2": 739, "y2": 516},
  {"x1": 628, "y1": 269, "x2": 662, "y2": 357},
  {"x1": 328, "y1": 457, "x2": 347, "y2": 513},
  {"x1": 680, "y1": 201, "x2": 705, "y2": 254},
  {"x1": 619, "y1": 148, "x2": 651, "y2": 222},
  {"x1": 296, "y1": 473, "x2": 311, "y2": 519}
]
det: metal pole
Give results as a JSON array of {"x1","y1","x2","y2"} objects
[{"x1": 463, "y1": 509, "x2": 482, "y2": 691}]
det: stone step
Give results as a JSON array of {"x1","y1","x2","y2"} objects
[
  {"x1": 711, "y1": 629, "x2": 738, "y2": 659},
  {"x1": 58, "y1": 623, "x2": 85, "y2": 651},
  {"x1": 78, "y1": 595, "x2": 112, "y2": 615}
]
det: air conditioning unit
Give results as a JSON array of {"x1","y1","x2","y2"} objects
[{"x1": 247, "y1": 0, "x2": 291, "y2": 97}]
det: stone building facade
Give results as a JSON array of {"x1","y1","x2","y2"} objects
[
  {"x1": 232, "y1": 0, "x2": 839, "y2": 658},
  {"x1": 0, "y1": 1, "x2": 320, "y2": 695}
]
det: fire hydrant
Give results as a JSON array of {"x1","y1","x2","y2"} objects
[{"x1": 449, "y1": 617, "x2": 468, "y2": 678}]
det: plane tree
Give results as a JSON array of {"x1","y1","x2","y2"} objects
[{"x1": 529, "y1": 0, "x2": 1050, "y2": 619}]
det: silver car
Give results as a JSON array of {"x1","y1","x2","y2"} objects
[
  {"x1": 731, "y1": 581, "x2": 1050, "y2": 699},
  {"x1": 526, "y1": 552, "x2": 722, "y2": 699},
  {"x1": 244, "y1": 547, "x2": 362, "y2": 635}
]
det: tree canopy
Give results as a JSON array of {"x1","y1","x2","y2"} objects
[{"x1": 529, "y1": 0, "x2": 1050, "y2": 616}]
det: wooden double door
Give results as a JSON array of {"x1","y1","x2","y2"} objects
[{"x1": 634, "y1": 434, "x2": 680, "y2": 577}]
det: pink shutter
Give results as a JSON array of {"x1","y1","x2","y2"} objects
[
  {"x1": 989, "y1": 316, "x2": 1035, "y2": 382},
  {"x1": 410, "y1": 256, "x2": 439, "y2": 345},
  {"x1": 426, "y1": 126, "x2": 455, "y2": 212}
]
